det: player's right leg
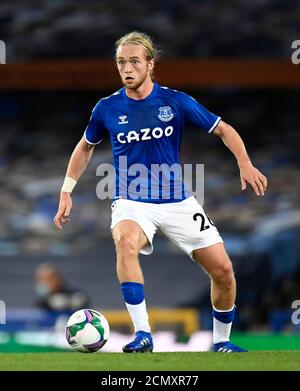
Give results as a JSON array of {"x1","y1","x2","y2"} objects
[
  {"x1": 112, "y1": 219, "x2": 148, "y2": 284},
  {"x1": 112, "y1": 219, "x2": 154, "y2": 353}
]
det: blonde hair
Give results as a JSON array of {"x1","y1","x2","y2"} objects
[{"x1": 115, "y1": 31, "x2": 159, "y2": 61}]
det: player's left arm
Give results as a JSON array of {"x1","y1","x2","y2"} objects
[{"x1": 213, "y1": 120, "x2": 268, "y2": 196}]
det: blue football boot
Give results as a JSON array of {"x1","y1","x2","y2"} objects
[
  {"x1": 122, "y1": 331, "x2": 153, "y2": 353},
  {"x1": 213, "y1": 341, "x2": 248, "y2": 353}
]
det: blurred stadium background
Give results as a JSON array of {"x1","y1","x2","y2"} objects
[{"x1": 0, "y1": 0, "x2": 300, "y2": 353}]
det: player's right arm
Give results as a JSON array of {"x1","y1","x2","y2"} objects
[
  {"x1": 54, "y1": 100, "x2": 106, "y2": 230},
  {"x1": 53, "y1": 100, "x2": 106, "y2": 229},
  {"x1": 53, "y1": 137, "x2": 94, "y2": 230}
]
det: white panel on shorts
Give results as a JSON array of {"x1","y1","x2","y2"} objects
[
  {"x1": 110, "y1": 199, "x2": 160, "y2": 255},
  {"x1": 110, "y1": 197, "x2": 223, "y2": 259},
  {"x1": 159, "y1": 197, "x2": 223, "y2": 260}
]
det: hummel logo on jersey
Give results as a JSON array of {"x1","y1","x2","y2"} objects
[
  {"x1": 118, "y1": 115, "x2": 128, "y2": 124},
  {"x1": 117, "y1": 126, "x2": 174, "y2": 144},
  {"x1": 158, "y1": 106, "x2": 174, "y2": 122}
]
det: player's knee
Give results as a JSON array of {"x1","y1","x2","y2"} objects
[
  {"x1": 115, "y1": 235, "x2": 139, "y2": 258},
  {"x1": 211, "y1": 262, "x2": 234, "y2": 286}
]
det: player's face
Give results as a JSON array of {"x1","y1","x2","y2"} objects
[{"x1": 116, "y1": 44, "x2": 154, "y2": 90}]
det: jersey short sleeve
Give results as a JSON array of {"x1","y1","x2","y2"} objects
[
  {"x1": 178, "y1": 92, "x2": 221, "y2": 133},
  {"x1": 84, "y1": 100, "x2": 107, "y2": 145}
]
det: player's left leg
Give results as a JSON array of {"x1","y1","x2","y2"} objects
[
  {"x1": 160, "y1": 197, "x2": 247, "y2": 352},
  {"x1": 193, "y1": 243, "x2": 247, "y2": 352},
  {"x1": 193, "y1": 243, "x2": 236, "y2": 311}
]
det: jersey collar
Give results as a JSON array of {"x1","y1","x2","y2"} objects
[{"x1": 122, "y1": 82, "x2": 159, "y2": 103}]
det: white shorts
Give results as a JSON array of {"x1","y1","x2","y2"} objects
[{"x1": 110, "y1": 196, "x2": 223, "y2": 260}]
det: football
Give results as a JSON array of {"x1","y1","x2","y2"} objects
[{"x1": 65, "y1": 309, "x2": 110, "y2": 353}]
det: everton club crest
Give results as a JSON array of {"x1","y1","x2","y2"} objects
[{"x1": 158, "y1": 106, "x2": 174, "y2": 122}]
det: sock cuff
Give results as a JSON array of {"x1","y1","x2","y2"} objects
[
  {"x1": 121, "y1": 282, "x2": 144, "y2": 305},
  {"x1": 212, "y1": 304, "x2": 235, "y2": 313},
  {"x1": 212, "y1": 305, "x2": 235, "y2": 324}
]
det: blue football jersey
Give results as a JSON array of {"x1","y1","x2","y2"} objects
[{"x1": 84, "y1": 83, "x2": 221, "y2": 203}]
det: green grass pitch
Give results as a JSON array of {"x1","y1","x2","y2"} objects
[{"x1": 0, "y1": 351, "x2": 299, "y2": 371}]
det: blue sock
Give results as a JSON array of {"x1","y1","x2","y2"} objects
[
  {"x1": 212, "y1": 306, "x2": 235, "y2": 324},
  {"x1": 212, "y1": 305, "x2": 235, "y2": 344},
  {"x1": 121, "y1": 282, "x2": 151, "y2": 333},
  {"x1": 121, "y1": 282, "x2": 144, "y2": 305}
]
